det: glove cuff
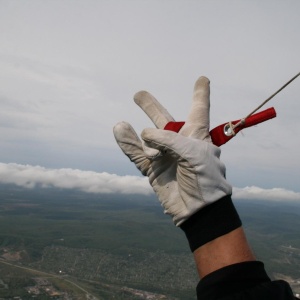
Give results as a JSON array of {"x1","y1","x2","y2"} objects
[{"x1": 180, "y1": 195, "x2": 241, "y2": 252}]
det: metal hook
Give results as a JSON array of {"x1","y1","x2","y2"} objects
[{"x1": 223, "y1": 123, "x2": 234, "y2": 136}]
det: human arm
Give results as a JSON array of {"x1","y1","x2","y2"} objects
[
  {"x1": 113, "y1": 76, "x2": 297, "y2": 299},
  {"x1": 180, "y1": 196, "x2": 297, "y2": 299},
  {"x1": 193, "y1": 225, "x2": 255, "y2": 278}
]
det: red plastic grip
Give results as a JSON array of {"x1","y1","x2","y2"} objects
[{"x1": 164, "y1": 107, "x2": 277, "y2": 147}]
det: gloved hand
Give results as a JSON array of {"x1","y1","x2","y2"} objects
[{"x1": 113, "y1": 76, "x2": 232, "y2": 226}]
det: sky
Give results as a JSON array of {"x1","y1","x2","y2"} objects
[{"x1": 0, "y1": 0, "x2": 299, "y2": 201}]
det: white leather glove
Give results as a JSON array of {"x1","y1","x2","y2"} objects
[{"x1": 113, "y1": 76, "x2": 232, "y2": 226}]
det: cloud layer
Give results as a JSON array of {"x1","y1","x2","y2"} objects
[
  {"x1": 0, "y1": 163, "x2": 152, "y2": 195},
  {"x1": 233, "y1": 187, "x2": 300, "y2": 202},
  {"x1": 1, "y1": 163, "x2": 299, "y2": 202}
]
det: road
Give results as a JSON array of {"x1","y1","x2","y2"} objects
[{"x1": 0, "y1": 258, "x2": 99, "y2": 300}]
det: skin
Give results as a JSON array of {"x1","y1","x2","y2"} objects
[{"x1": 193, "y1": 227, "x2": 256, "y2": 278}]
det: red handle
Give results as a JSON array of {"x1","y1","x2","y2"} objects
[{"x1": 164, "y1": 107, "x2": 277, "y2": 147}]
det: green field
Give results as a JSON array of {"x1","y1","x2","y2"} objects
[
  {"x1": 235, "y1": 200, "x2": 300, "y2": 279},
  {"x1": 0, "y1": 185, "x2": 188, "y2": 254},
  {"x1": 0, "y1": 184, "x2": 300, "y2": 299}
]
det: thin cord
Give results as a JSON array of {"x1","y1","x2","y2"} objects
[{"x1": 232, "y1": 72, "x2": 300, "y2": 130}]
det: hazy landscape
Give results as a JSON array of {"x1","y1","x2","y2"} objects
[{"x1": 0, "y1": 184, "x2": 300, "y2": 299}]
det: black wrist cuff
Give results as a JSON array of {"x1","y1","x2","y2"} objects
[{"x1": 180, "y1": 195, "x2": 242, "y2": 252}]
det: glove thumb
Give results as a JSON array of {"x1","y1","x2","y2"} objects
[{"x1": 141, "y1": 128, "x2": 197, "y2": 160}]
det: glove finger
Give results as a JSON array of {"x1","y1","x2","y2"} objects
[
  {"x1": 141, "y1": 128, "x2": 198, "y2": 160},
  {"x1": 180, "y1": 76, "x2": 212, "y2": 142},
  {"x1": 134, "y1": 91, "x2": 175, "y2": 129},
  {"x1": 113, "y1": 121, "x2": 150, "y2": 175}
]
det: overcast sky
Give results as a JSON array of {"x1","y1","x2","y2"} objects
[{"x1": 0, "y1": 1, "x2": 299, "y2": 200}]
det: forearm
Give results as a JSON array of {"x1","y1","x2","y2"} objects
[
  {"x1": 181, "y1": 196, "x2": 297, "y2": 299},
  {"x1": 180, "y1": 195, "x2": 254, "y2": 278},
  {"x1": 193, "y1": 227, "x2": 255, "y2": 278}
]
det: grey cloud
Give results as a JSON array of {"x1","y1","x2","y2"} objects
[
  {"x1": 0, "y1": 0, "x2": 299, "y2": 192},
  {"x1": 233, "y1": 186, "x2": 300, "y2": 202},
  {"x1": 0, "y1": 163, "x2": 299, "y2": 202},
  {"x1": 0, "y1": 163, "x2": 153, "y2": 195}
]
